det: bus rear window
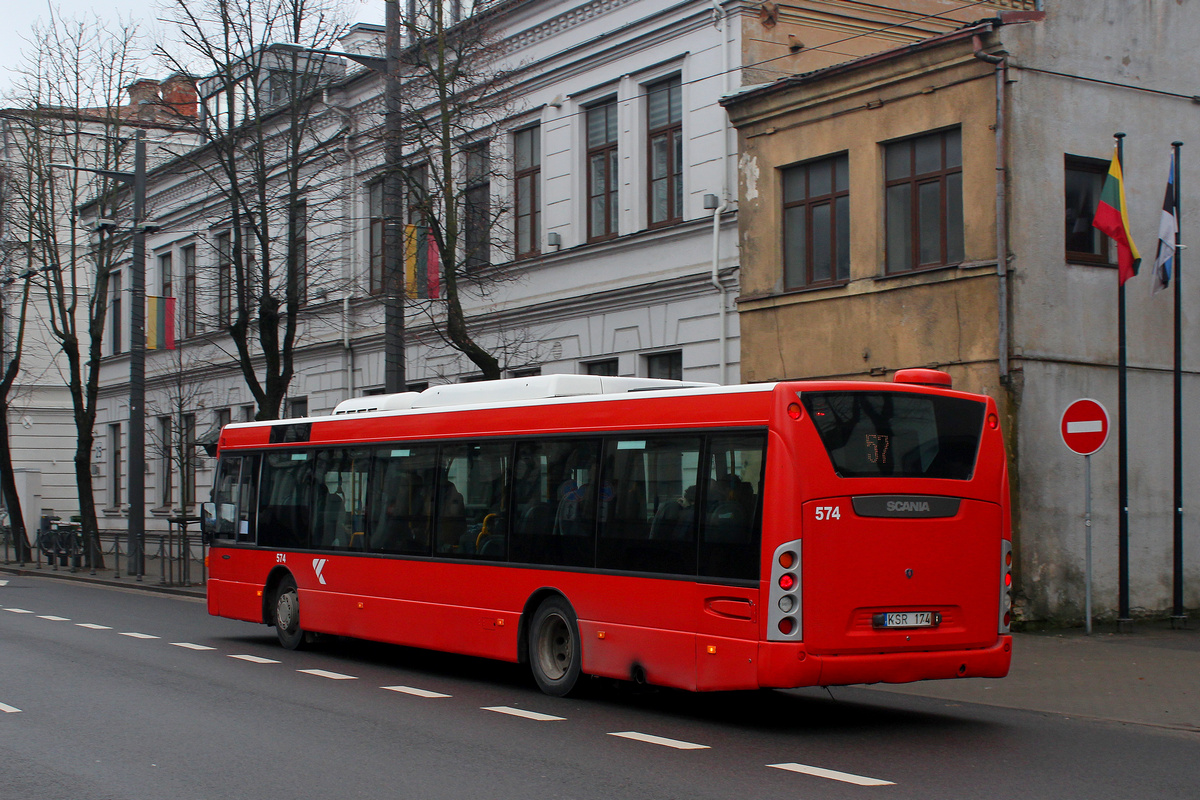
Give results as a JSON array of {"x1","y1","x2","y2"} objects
[{"x1": 801, "y1": 391, "x2": 985, "y2": 479}]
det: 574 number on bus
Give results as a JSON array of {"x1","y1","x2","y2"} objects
[{"x1": 814, "y1": 505, "x2": 841, "y2": 521}]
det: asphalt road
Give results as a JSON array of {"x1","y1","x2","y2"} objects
[{"x1": 1, "y1": 575, "x2": 1196, "y2": 800}]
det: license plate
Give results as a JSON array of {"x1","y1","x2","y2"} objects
[{"x1": 873, "y1": 611, "x2": 940, "y2": 629}]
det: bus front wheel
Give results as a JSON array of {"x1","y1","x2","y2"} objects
[
  {"x1": 273, "y1": 575, "x2": 307, "y2": 650},
  {"x1": 529, "y1": 596, "x2": 581, "y2": 696}
]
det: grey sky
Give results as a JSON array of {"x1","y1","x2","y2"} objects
[{"x1": 0, "y1": 0, "x2": 385, "y2": 98}]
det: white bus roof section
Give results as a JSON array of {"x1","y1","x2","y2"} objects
[{"x1": 331, "y1": 375, "x2": 717, "y2": 416}]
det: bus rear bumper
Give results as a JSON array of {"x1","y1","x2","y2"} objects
[{"x1": 759, "y1": 636, "x2": 1012, "y2": 688}]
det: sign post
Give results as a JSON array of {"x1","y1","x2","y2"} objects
[{"x1": 1061, "y1": 399, "x2": 1111, "y2": 634}]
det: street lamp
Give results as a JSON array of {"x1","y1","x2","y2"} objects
[{"x1": 51, "y1": 128, "x2": 148, "y2": 580}]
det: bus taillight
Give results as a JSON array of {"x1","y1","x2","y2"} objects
[
  {"x1": 768, "y1": 542, "x2": 802, "y2": 642},
  {"x1": 1000, "y1": 540, "x2": 1014, "y2": 634}
]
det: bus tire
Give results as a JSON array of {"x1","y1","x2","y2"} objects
[
  {"x1": 529, "y1": 596, "x2": 581, "y2": 697},
  {"x1": 273, "y1": 575, "x2": 307, "y2": 651}
]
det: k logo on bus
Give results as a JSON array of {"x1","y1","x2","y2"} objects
[{"x1": 313, "y1": 558, "x2": 328, "y2": 585}]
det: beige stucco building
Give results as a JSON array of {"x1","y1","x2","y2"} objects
[{"x1": 724, "y1": 2, "x2": 1200, "y2": 624}]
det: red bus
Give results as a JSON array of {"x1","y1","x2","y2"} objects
[{"x1": 203, "y1": 372, "x2": 1012, "y2": 695}]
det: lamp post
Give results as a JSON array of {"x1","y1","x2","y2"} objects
[
  {"x1": 51, "y1": 128, "x2": 148, "y2": 579},
  {"x1": 274, "y1": 7, "x2": 407, "y2": 391}
]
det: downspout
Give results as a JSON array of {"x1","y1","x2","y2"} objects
[
  {"x1": 337, "y1": 108, "x2": 356, "y2": 398},
  {"x1": 711, "y1": 0, "x2": 731, "y2": 384},
  {"x1": 974, "y1": 33, "x2": 1009, "y2": 381}
]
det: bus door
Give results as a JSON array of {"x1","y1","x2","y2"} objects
[
  {"x1": 694, "y1": 433, "x2": 766, "y2": 691},
  {"x1": 207, "y1": 453, "x2": 261, "y2": 619}
]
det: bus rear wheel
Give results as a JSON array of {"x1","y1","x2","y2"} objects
[
  {"x1": 529, "y1": 596, "x2": 581, "y2": 696},
  {"x1": 273, "y1": 575, "x2": 307, "y2": 650}
]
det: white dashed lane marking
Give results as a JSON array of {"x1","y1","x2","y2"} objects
[
  {"x1": 482, "y1": 706, "x2": 566, "y2": 722},
  {"x1": 119, "y1": 632, "x2": 160, "y2": 640},
  {"x1": 608, "y1": 732, "x2": 710, "y2": 750},
  {"x1": 0, "y1": 579, "x2": 8, "y2": 586},
  {"x1": 768, "y1": 763, "x2": 895, "y2": 786},
  {"x1": 171, "y1": 642, "x2": 216, "y2": 651},
  {"x1": 382, "y1": 686, "x2": 451, "y2": 698},
  {"x1": 38, "y1": 616, "x2": 70, "y2": 621},
  {"x1": 0, "y1": 702, "x2": 21, "y2": 713},
  {"x1": 4, "y1": 608, "x2": 33, "y2": 614},
  {"x1": 228, "y1": 654, "x2": 280, "y2": 664},
  {"x1": 76, "y1": 623, "x2": 112, "y2": 630},
  {"x1": 298, "y1": 669, "x2": 357, "y2": 680}
]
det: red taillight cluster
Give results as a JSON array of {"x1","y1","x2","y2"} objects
[
  {"x1": 776, "y1": 549, "x2": 799, "y2": 635},
  {"x1": 1000, "y1": 542, "x2": 1014, "y2": 632}
]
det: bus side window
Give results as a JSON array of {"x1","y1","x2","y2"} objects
[
  {"x1": 257, "y1": 451, "x2": 313, "y2": 549},
  {"x1": 699, "y1": 433, "x2": 766, "y2": 580},
  {"x1": 438, "y1": 442, "x2": 510, "y2": 559},
  {"x1": 510, "y1": 438, "x2": 599, "y2": 568},
  {"x1": 597, "y1": 436, "x2": 700, "y2": 575},
  {"x1": 311, "y1": 449, "x2": 371, "y2": 550},
  {"x1": 211, "y1": 456, "x2": 243, "y2": 541},
  {"x1": 367, "y1": 445, "x2": 438, "y2": 556}
]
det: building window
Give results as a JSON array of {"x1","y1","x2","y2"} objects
[
  {"x1": 586, "y1": 359, "x2": 619, "y2": 377},
  {"x1": 182, "y1": 245, "x2": 198, "y2": 337},
  {"x1": 110, "y1": 270, "x2": 123, "y2": 355},
  {"x1": 1065, "y1": 155, "x2": 1111, "y2": 264},
  {"x1": 514, "y1": 125, "x2": 540, "y2": 258},
  {"x1": 158, "y1": 417, "x2": 173, "y2": 509},
  {"x1": 884, "y1": 128, "x2": 963, "y2": 274},
  {"x1": 407, "y1": 163, "x2": 428, "y2": 226},
  {"x1": 216, "y1": 231, "x2": 232, "y2": 325},
  {"x1": 647, "y1": 76, "x2": 683, "y2": 227},
  {"x1": 240, "y1": 404, "x2": 255, "y2": 422},
  {"x1": 109, "y1": 423, "x2": 122, "y2": 509},
  {"x1": 368, "y1": 180, "x2": 384, "y2": 295},
  {"x1": 782, "y1": 153, "x2": 850, "y2": 289},
  {"x1": 182, "y1": 413, "x2": 196, "y2": 507},
  {"x1": 159, "y1": 252, "x2": 173, "y2": 297},
  {"x1": 645, "y1": 351, "x2": 682, "y2": 381},
  {"x1": 287, "y1": 397, "x2": 308, "y2": 418},
  {"x1": 587, "y1": 98, "x2": 619, "y2": 242},
  {"x1": 464, "y1": 143, "x2": 491, "y2": 269}
]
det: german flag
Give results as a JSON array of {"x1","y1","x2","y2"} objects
[
  {"x1": 147, "y1": 296, "x2": 176, "y2": 350},
  {"x1": 1093, "y1": 144, "x2": 1141, "y2": 285}
]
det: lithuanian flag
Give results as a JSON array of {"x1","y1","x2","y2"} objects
[
  {"x1": 147, "y1": 296, "x2": 176, "y2": 350},
  {"x1": 1093, "y1": 144, "x2": 1141, "y2": 285}
]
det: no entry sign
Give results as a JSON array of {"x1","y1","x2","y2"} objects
[{"x1": 1061, "y1": 398, "x2": 1110, "y2": 456}]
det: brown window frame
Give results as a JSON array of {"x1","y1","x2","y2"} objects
[
  {"x1": 182, "y1": 245, "x2": 197, "y2": 337},
  {"x1": 1064, "y1": 155, "x2": 1112, "y2": 266},
  {"x1": 514, "y1": 125, "x2": 541, "y2": 259},
  {"x1": 586, "y1": 98, "x2": 619, "y2": 243},
  {"x1": 646, "y1": 76, "x2": 683, "y2": 228},
  {"x1": 215, "y1": 230, "x2": 232, "y2": 324},
  {"x1": 464, "y1": 142, "x2": 491, "y2": 270},
  {"x1": 782, "y1": 153, "x2": 850, "y2": 289},
  {"x1": 368, "y1": 180, "x2": 385, "y2": 295},
  {"x1": 884, "y1": 128, "x2": 964, "y2": 274}
]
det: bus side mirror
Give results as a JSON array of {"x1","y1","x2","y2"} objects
[{"x1": 201, "y1": 502, "x2": 216, "y2": 543}]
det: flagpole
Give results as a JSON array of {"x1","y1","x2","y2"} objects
[
  {"x1": 1171, "y1": 141, "x2": 1185, "y2": 626},
  {"x1": 1115, "y1": 132, "x2": 1132, "y2": 631}
]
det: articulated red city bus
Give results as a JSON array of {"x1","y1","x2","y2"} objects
[{"x1": 203, "y1": 372, "x2": 1012, "y2": 695}]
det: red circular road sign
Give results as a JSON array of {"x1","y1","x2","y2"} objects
[{"x1": 1061, "y1": 398, "x2": 1110, "y2": 456}]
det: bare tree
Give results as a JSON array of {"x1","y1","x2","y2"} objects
[
  {"x1": 1, "y1": 11, "x2": 148, "y2": 565},
  {"x1": 155, "y1": 0, "x2": 352, "y2": 420},
  {"x1": 0, "y1": 263, "x2": 35, "y2": 561},
  {"x1": 391, "y1": 0, "x2": 527, "y2": 380}
]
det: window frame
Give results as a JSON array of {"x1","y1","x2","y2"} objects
[
  {"x1": 586, "y1": 98, "x2": 620, "y2": 243},
  {"x1": 1064, "y1": 154, "x2": 1112, "y2": 266},
  {"x1": 368, "y1": 180, "x2": 385, "y2": 295},
  {"x1": 883, "y1": 128, "x2": 964, "y2": 274},
  {"x1": 215, "y1": 230, "x2": 232, "y2": 325},
  {"x1": 182, "y1": 245, "x2": 198, "y2": 337},
  {"x1": 781, "y1": 152, "x2": 850, "y2": 289},
  {"x1": 464, "y1": 142, "x2": 491, "y2": 270},
  {"x1": 513, "y1": 125, "x2": 541, "y2": 259},
  {"x1": 646, "y1": 75, "x2": 683, "y2": 229}
]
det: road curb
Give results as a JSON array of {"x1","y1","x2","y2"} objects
[{"x1": 0, "y1": 565, "x2": 205, "y2": 599}]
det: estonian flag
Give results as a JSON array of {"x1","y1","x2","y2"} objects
[{"x1": 1152, "y1": 151, "x2": 1177, "y2": 295}]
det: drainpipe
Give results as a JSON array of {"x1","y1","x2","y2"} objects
[
  {"x1": 974, "y1": 33, "x2": 1009, "y2": 381},
  {"x1": 337, "y1": 109, "x2": 356, "y2": 398},
  {"x1": 710, "y1": 0, "x2": 731, "y2": 384}
]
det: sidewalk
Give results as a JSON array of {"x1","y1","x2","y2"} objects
[
  {"x1": 0, "y1": 556, "x2": 206, "y2": 599},
  {"x1": 3, "y1": 560, "x2": 1197, "y2": 731},
  {"x1": 858, "y1": 621, "x2": 1200, "y2": 733}
]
